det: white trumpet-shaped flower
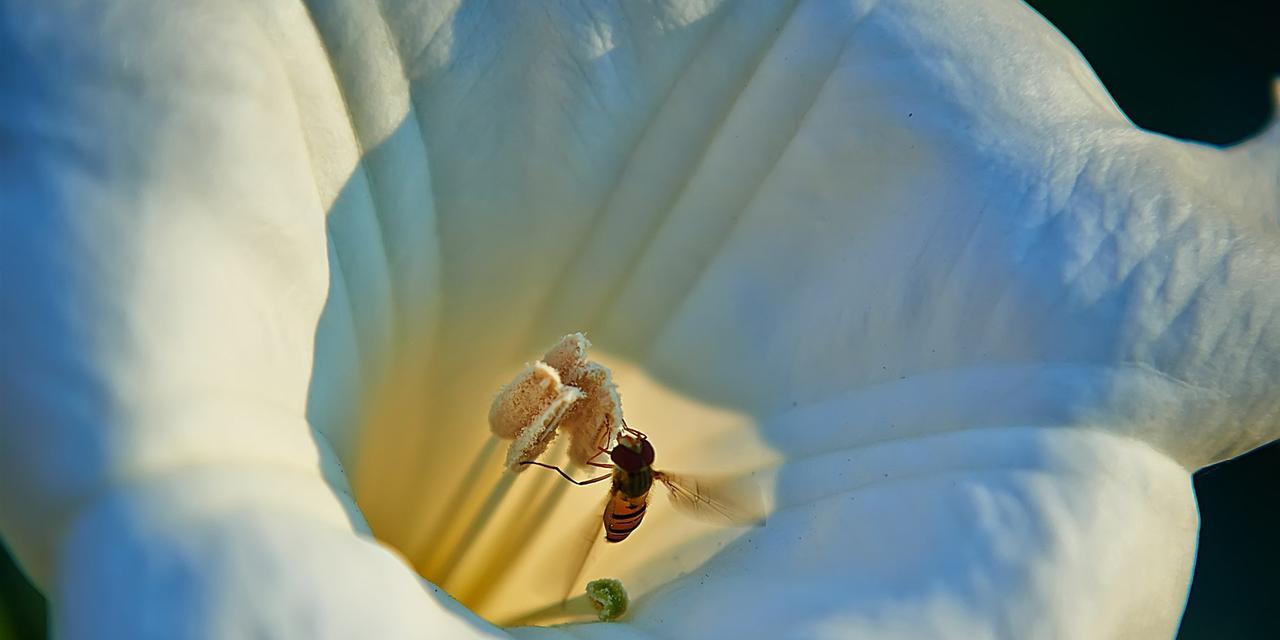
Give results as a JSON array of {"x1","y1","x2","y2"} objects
[{"x1": 1, "y1": 0, "x2": 1278, "y2": 638}]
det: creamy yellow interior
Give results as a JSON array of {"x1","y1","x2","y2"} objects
[{"x1": 347, "y1": 350, "x2": 777, "y2": 625}]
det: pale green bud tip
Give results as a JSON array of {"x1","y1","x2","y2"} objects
[{"x1": 585, "y1": 578, "x2": 629, "y2": 621}]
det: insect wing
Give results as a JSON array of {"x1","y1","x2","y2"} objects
[{"x1": 654, "y1": 470, "x2": 767, "y2": 526}]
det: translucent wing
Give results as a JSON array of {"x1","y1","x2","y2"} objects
[{"x1": 654, "y1": 470, "x2": 767, "y2": 526}]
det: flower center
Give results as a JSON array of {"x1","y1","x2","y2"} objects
[{"x1": 344, "y1": 352, "x2": 774, "y2": 626}]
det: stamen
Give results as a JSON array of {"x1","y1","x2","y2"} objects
[
  {"x1": 489, "y1": 361, "x2": 583, "y2": 470},
  {"x1": 383, "y1": 350, "x2": 765, "y2": 628},
  {"x1": 488, "y1": 334, "x2": 620, "y2": 471},
  {"x1": 503, "y1": 385, "x2": 581, "y2": 471},
  {"x1": 559, "y1": 361, "x2": 624, "y2": 466},
  {"x1": 431, "y1": 472, "x2": 517, "y2": 584},
  {"x1": 461, "y1": 474, "x2": 573, "y2": 608},
  {"x1": 540, "y1": 332, "x2": 590, "y2": 376},
  {"x1": 408, "y1": 435, "x2": 501, "y2": 565},
  {"x1": 422, "y1": 438, "x2": 569, "y2": 584},
  {"x1": 431, "y1": 334, "x2": 631, "y2": 620}
]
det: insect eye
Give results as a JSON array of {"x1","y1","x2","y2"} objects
[
  {"x1": 610, "y1": 444, "x2": 645, "y2": 471},
  {"x1": 640, "y1": 439, "x2": 655, "y2": 466}
]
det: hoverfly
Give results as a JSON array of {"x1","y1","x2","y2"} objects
[
  {"x1": 522, "y1": 421, "x2": 766, "y2": 541},
  {"x1": 520, "y1": 421, "x2": 765, "y2": 596}
]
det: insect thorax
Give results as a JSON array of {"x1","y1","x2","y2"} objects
[{"x1": 613, "y1": 466, "x2": 653, "y2": 498}]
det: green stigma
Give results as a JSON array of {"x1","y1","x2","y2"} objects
[{"x1": 585, "y1": 578, "x2": 629, "y2": 621}]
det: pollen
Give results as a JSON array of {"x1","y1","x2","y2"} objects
[
  {"x1": 560, "y1": 361, "x2": 623, "y2": 466},
  {"x1": 490, "y1": 361, "x2": 583, "y2": 470},
  {"x1": 489, "y1": 333, "x2": 622, "y2": 471},
  {"x1": 541, "y1": 331, "x2": 591, "y2": 376}
]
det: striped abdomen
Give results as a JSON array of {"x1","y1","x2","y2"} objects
[
  {"x1": 604, "y1": 489, "x2": 649, "y2": 542},
  {"x1": 604, "y1": 467, "x2": 653, "y2": 543}
]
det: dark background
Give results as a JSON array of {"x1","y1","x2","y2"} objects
[{"x1": 0, "y1": 0, "x2": 1276, "y2": 638}]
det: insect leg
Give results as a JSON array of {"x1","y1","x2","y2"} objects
[
  {"x1": 582, "y1": 442, "x2": 616, "y2": 470},
  {"x1": 519, "y1": 461, "x2": 611, "y2": 486},
  {"x1": 620, "y1": 418, "x2": 648, "y2": 440}
]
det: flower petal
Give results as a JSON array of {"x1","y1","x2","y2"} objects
[
  {"x1": 56, "y1": 470, "x2": 505, "y2": 639},
  {"x1": 5, "y1": 0, "x2": 1278, "y2": 638},
  {"x1": 523, "y1": 428, "x2": 1196, "y2": 639},
  {"x1": 381, "y1": 0, "x2": 1276, "y2": 636},
  {"x1": 0, "y1": 2, "x2": 497, "y2": 637}
]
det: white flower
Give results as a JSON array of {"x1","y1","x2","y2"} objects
[{"x1": 1, "y1": 0, "x2": 1277, "y2": 638}]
